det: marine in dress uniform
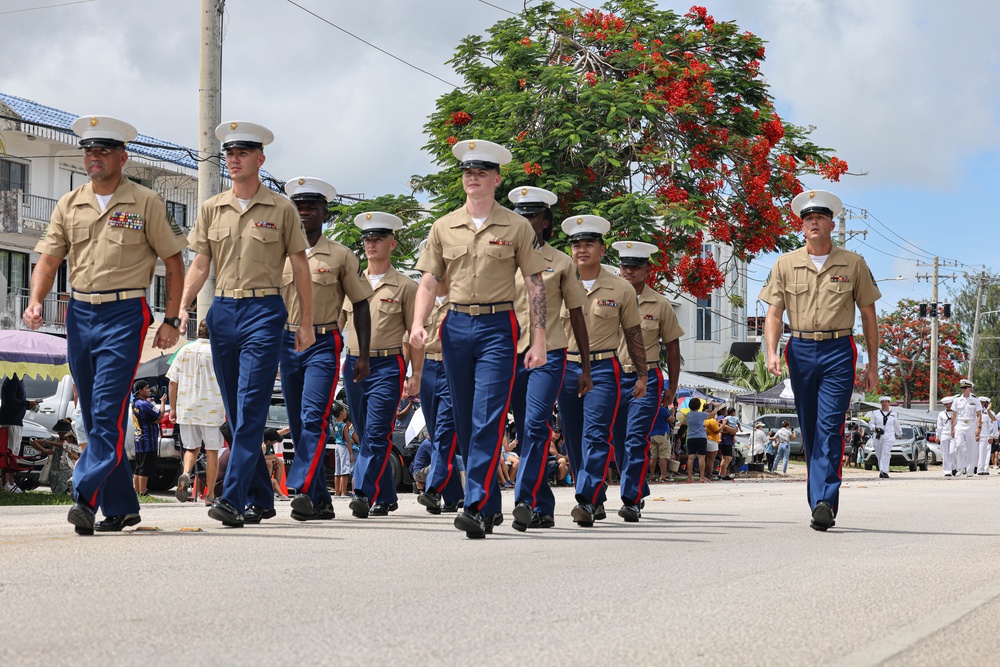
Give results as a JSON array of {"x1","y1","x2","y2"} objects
[
  {"x1": 180, "y1": 121, "x2": 314, "y2": 527},
  {"x1": 280, "y1": 177, "x2": 373, "y2": 521},
  {"x1": 937, "y1": 396, "x2": 955, "y2": 477},
  {"x1": 25, "y1": 115, "x2": 187, "y2": 534},
  {"x1": 759, "y1": 189, "x2": 881, "y2": 531},
  {"x1": 415, "y1": 273, "x2": 465, "y2": 514},
  {"x1": 610, "y1": 240, "x2": 683, "y2": 521},
  {"x1": 341, "y1": 212, "x2": 421, "y2": 518},
  {"x1": 976, "y1": 397, "x2": 996, "y2": 475},
  {"x1": 870, "y1": 396, "x2": 902, "y2": 479},
  {"x1": 950, "y1": 379, "x2": 981, "y2": 478},
  {"x1": 507, "y1": 186, "x2": 592, "y2": 532},
  {"x1": 410, "y1": 140, "x2": 549, "y2": 539},
  {"x1": 555, "y1": 215, "x2": 646, "y2": 527}
]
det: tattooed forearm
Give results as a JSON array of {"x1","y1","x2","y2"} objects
[
  {"x1": 623, "y1": 325, "x2": 647, "y2": 375},
  {"x1": 432, "y1": 273, "x2": 442, "y2": 282},
  {"x1": 529, "y1": 273, "x2": 546, "y2": 330}
]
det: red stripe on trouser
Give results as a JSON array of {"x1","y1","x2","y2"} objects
[
  {"x1": 371, "y1": 355, "x2": 405, "y2": 502},
  {"x1": 633, "y1": 368, "x2": 663, "y2": 503},
  {"x1": 479, "y1": 311, "x2": 519, "y2": 510},
  {"x1": 302, "y1": 333, "x2": 342, "y2": 492},
  {"x1": 435, "y1": 433, "x2": 459, "y2": 493},
  {"x1": 839, "y1": 337, "x2": 858, "y2": 481},
  {"x1": 594, "y1": 358, "x2": 622, "y2": 505},
  {"x1": 91, "y1": 300, "x2": 152, "y2": 508},
  {"x1": 530, "y1": 353, "x2": 566, "y2": 505}
]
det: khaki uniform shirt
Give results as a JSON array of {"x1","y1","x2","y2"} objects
[
  {"x1": 514, "y1": 243, "x2": 588, "y2": 353},
  {"x1": 758, "y1": 246, "x2": 881, "y2": 331},
  {"x1": 281, "y1": 235, "x2": 372, "y2": 327},
  {"x1": 415, "y1": 203, "x2": 547, "y2": 305},
  {"x1": 35, "y1": 178, "x2": 187, "y2": 291},
  {"x1": 340, "y1": 266, "x2": 417, "y2": 354},
  {"x1": 562, "y1": 270, "x2": 641, "y2": 355},
  {"x1": 424, "y1": 295, "x2": 451, "y2": 356},
  {"x1": 616, "y1": 286, "x2": 685, "y2": 364},
  {"x1": 188, "y1": 185, "x2": 308, "y2": 291}
]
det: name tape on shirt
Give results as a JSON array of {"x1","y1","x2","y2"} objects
[
  {"x1": 830, "y1": 275, "x2": 851, "y2": 283},
  {"x1": 108, "y1": 212, "x2": 144, "y2": 230},
  {"x1": 255, "y1": 221, "x2": 277, "y2": 229},
  {"x1": 597, "y1": 299, "x2": 618, "y2": 307}
]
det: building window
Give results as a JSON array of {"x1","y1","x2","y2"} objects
[
  {"x1": 152, "y1": 275, "x2": 167, "y2": 311},
  {"x1": 0, "y1": 158, "x2": 29, "y2": 193},
  {"x1": 697, "y1": 294, "x2": 713, "y2": 341},
  {"x1": 166, "y1": 200, "x2": 188, "y2": 229},
  {"x1": 0, "y1": 249, "x2": 29, "y2": 294}
]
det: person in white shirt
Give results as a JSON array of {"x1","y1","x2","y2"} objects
[
  {"x1": 937, "y1": 396, "x2": 954, "y2": 477},
  {"x1": 870, "y1": 396, "x2": 902, "y2": 479},
  {"x1": 950, "y1": 379, "x2": 982, "y2": 478},
  {"x1": 751, "y1": 422, "x2": 769, "y2": 463},
  {"x1": 167, "y1": 320, "x2": 227, "y2": 504},
  {"x1": 976, "y1": 397, "x2": 997, "y2": 475}
]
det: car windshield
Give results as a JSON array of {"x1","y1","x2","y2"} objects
[
  {"x1": 901, "y1": 426, "x2": 914, "y2": 440},
  {"x1": 268, "y1": 403, "x2": 289, "y2": 423}
]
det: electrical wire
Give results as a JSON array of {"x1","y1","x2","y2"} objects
[
  {"x1": 284, "y1": 0, "x2": 462, "y2": 89},
  {"x1": 0, "y1": 0, "x2": 94, "y2": 15}
]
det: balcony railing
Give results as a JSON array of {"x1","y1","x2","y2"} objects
[
  {"x1": 0, "y1": 190, "x2": 59, "y2": 235},
  {"x1": 1, "y1": 288, "x2": 70, "y2": 330},
  {"x1": 22, "y1": 193, "x2": 58, "y2": 224}
]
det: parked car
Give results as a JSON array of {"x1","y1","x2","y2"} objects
[
  {"x1": 4, "y1": 418, "x2": 56, "y2": 490},
  {"x1": 740, "y1": 413, "x2": 804, "y2": 456},
  {"x1": 862, "y1": 424, "x2": 929, "y2": 471},
  {"x1": 925, "y1": 439, "x2": 941, "y2": 466}
]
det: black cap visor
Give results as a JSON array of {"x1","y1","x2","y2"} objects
[
  {"x1": 514, "y1": 203, "x2": 549, "y2": 216},
  {"x1": 798, "y1": 205, "x2": 833, "y2": 218},
  {"x1": 290, "y1": 192, "x2": 329, "y2": 203},
  {"x1": 360, "y1": 228, "x2": 394, "y2": 238},
  {"x1": 619, "y1": 256, "x2": 650, "y2": 267},
  {"x1": 222, "y1": 140, "x2": 264, "y2": 151},
  {"x1": 569, "y1": 232, "x2": 605, "y2": 243},
  {"x1": 459, "y1": 160, "x2": 500, "y2": 171},
  {"x1": 80, "y1": 138, "x2": 125, "y2": 149}
]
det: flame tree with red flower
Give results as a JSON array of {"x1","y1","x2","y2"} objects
[{"x1": 415, "y1": 0, "x2": 849, "y2": 299}]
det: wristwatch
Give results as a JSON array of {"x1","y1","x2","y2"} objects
[{"x1": 163, "y1": 316, "x2": 182, "y2": 329}]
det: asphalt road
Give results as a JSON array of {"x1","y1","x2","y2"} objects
[{"x1": 2, "y1": 469, "x2": 998, "y2": 666}]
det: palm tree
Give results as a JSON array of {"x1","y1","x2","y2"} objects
[{"x1": 718, "y1": 351, "x2": 785, "y2": 393}]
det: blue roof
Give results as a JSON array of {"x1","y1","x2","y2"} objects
[{"x1": 0, "y1": 92, "x2": 280, "y2": 187}]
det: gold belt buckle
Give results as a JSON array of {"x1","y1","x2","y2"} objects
[
  {"x1": 469, "y1": 304, "x2": 481, "y2": 316},
  {"x1": 232, "y1": 289, "x2": 245, "y2": 298},
  {"x1": 91, "y1": 293, "x2": 105, "y2": 304}
]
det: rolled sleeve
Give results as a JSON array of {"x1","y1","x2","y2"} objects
[{"x1": 562, "y1": 272, "x2": 588, "y2": 311}]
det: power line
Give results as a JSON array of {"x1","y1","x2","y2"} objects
[
  {"x1": 477, "y1": 0, "x2": 518, "y2": 15},
  {"x1": 284, "y1": 0, "x2": 462, "y2": 89},
  {"x1": 0, "y1": 0, "x2": 94, "y2": 15}
]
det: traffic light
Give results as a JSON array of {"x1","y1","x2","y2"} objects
[
  {"x1": 943, "y1": 303, "x2": 952, "y2": 318},
  {"x1": 919, "y1": 303, "x2": 928, "y2": 318}
]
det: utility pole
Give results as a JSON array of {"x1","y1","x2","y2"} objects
[
  {"x1": 967, "y1": 272, "x2": 992, "y2": 383},
  {"x1": 196, "y1": 0, "x2": 224, "y2": 326},
  {"x1": 836, "y1": 207, "x2": 869, "y2": 247},
  {"x1": 916, "y1": 257, "x2": 958, "y2": 410}
]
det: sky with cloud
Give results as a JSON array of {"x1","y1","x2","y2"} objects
[{"x1": 2, "y1": 0, "x2": 997, "y2": 312}]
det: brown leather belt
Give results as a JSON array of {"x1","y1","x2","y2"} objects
[
  {"x1": 215, "y1": 288, "x2": 280, "y2": 299},
  {"x1": 71, "y1": 289, "x2": 145, "y2": 304},
  {"x1": 284, "y1": 322, "x2": 339, "y2": 334},
  {"x1": 450, "y1": 302, "x2": 514, "y2": 316},
  {"x1": 790, "y1": 329, "x2": 853, "y2": 341},
  {"x1": 622, "y1": 362, "x2": 660, "y2": 375},
  {"x1": 566, "y1": 350, "x2": 617, "y2": 364}
]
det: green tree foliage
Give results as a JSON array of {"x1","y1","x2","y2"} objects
[
  {"x1": 951, "y1": 277, "x2": 1000, "y2": 400},
  {"x1": 718, "y1": 350, "x2": 783, "y2": 393},
  {"x1": 327, "y1": 193, "x2": 430, "y2": 269}
]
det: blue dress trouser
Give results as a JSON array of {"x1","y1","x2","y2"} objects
[
  {"x1": 344, "y1": 353, "x2": 403, "y2": 506},
  {"x1": 68, "y1": 297, "x2": 151, "y2": 517},
  {"x1": 511, "y1": 349, "x2": 566, "y2": 516},
  {"x1": 785, "y1": 336, "x2": 857, "y2": 517},
  {"x1": 208, "y1": 295, "x2": 286, "y2": 513},
  {"x1": 420, "y1": 359, "x2": 463, "y2": 504},
  {"x1": 613, "y1": 368, "x2": 664, "y2": 505},
  {"x1": 440, "y1": 309, "x2": 518, "y2": 517},
  {"x1": 557, "y1": 357, "x2": 622, "y2": 507},
  {"x1": 280, "y1": 329, "x2": 342, "y2": 506}
]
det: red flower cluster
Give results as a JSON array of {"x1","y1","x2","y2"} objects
[
  {"x1": 658, "y1": 184, "x2": 689, "y2": 203},
  {"x1": 524, "y1": 162, "x2": 543, "y2": 175},
  {"x1": 515, "y1": 131, "x2": 528, "y2": 142},
  {"x1": 584, "y1": 71, "x2": 598, "y2": 86},
  {"x1": 818, "y1": 156, "x2": 849, "y2": 181},
  {"x1": 520, "y1": 37, "x2": 532, "y2": 46},
  {"x1": 446, "y1": 136, "x2": 458, "y2": 145},
  {"x1": 762, "y1": 114, "x2": 784, "y2": 146},
  {"x1": 676, "y1": 255, "x2": 724, "y2": 299},
  {"x1": 449, "y1": 111, "x2": 472, "y2": 126},
  {"x1": 686, "y1": 6, "x2": 715, "y2": 30}
]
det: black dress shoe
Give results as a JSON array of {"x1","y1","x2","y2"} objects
[
  {"x1": 618, "y1": 504, "x2": 641, "y2": 523},
  {"x1": 314, "y1": 501, "x2": 336, "y2": 520},
  {"x1": 572, "y1": 503, "x2": 596, "y2": 527},
  {"x1": 594, "y1": 503, "x2": 607, "y2": 521},
  {"x1": 528, "y1": 513, "x2": 555, "y2": 529},
  {"x1": 511, "y1": 502, "x2": 533, "y2": 532},
  {"x1": 879, "y1": 472, "x2": 889, "y2": 479},
  {"x1": 418, "y1": 490, "x2": 442, "y2": 514},
  {"x1": 290, "y1": 494, "x2": 315, "y2": 521},
  {"x1": 244, "y1": 505, "x2": 276, "y2": 524},
  {"x1": 95, "y1": 513, "x2": 142, "y2": 532},
  {"x1": 810, "y1": 501, "x2": 835, "y2": 532},
  {"x1": 388, "y1": 502, "x2": 399, "y2": 512},
  {"x1": 67, "y1": 503, "x2": 96, "y2": 536},
  {"x1": 369, "y1": 503, "x2": 390, "y2": 516},
  {"x1": 208, "y1": 499, "x2": 244, "y2": 527},
  {"x1": 441, "y1": 500, "x2": 461, "y2": 513},
  {"x1": 483, "y1": 512, "x2": 503, "y2": 534},
  {"x1": 349, "y1": 494, "x2": 370, "y2": 519},
  {"x1": 454, "y1": 510, "x2": 486, "y2": 538}
]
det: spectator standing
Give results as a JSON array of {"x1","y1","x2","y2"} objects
[
  {"x1": 648, "y1": 404, "x2": 674, "y2": 483},
  {"x1": 1, "y1": 373, "x2": 38, "y2": 490},
  {"x1": 751, "y1": 422, "x2": 769, "y2": 465},
  {"x1": 331, "y1": 404, "x2": 353, "y2": 498},
  {"x1": 685, "y1": 399, "x2": 710, "y2": 483},
  {"x1": 704, "y1": 405, "x2": 722, "y2": 480},
  {"x1": 764, "y1": 430, "x2": 777, "y2": 472},
  {"x1": 131, "y1": 380, "x2": 164, "y2": 498},
  {"x1": 168, "y1": 320, "x2": 226, "y2": 505},
  {"x1": 773, "y1": 421, "x2": 794, "y2": 474},
  {"x1": 719, "y1": 407, "x2": 740, "y2": 480}
]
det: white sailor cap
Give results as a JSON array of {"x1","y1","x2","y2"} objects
[
  {"x1": 72, "y1": 115, "x2": 137, "y2": 149},
  {"x1": 980, "y1": 396, "x2": 991, "y2": 405},
  {"x1": 878, "y1": 396, "x2": 892, "y2": 403},
  {"x1": 612, "y1": 240, "x2": 659, "y2": 266},
  {"x1": 508, "y1": 186, "x2": 557, "y2": 215},
  {"x1": 561, "y1": 214, "x2": 610, "y2": 242},
  {"x1": 959, "y1": 378, "x2": 974, "y2": 388},
  {"x1": 452, "y1": 139, "x2": 512, "y2": 170},
  {"x1": 790, "y1": 189, "x2": 844, "y2": 219},
  {"x1": 285, "y1": 176, "x2": 337, "y2": 203},
  {"x1": 941, "y1": 395, "x2": 955, "y2": 405},
  {"x1": 354, "y1": 211, "x2": 403, "y2": 237},
  {"x1": 215, "y1": 120, "x2": 274, "y2": 150}
]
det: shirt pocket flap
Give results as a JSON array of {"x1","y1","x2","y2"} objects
[
  {"x1": 105, "y1": 226, "x2": 145, "y2": 245},
  {"x1": 312, "y1": 271, "x2": 338, "y2": 286},
  {"x1": 443, "y1": 245, "x2": 468, "y2": 260},
  {"x1": 787, "y1": 283, "x2": 808, "y2": 295},
  {"x1": 208, "y1": 225, "x2": 231, "y2": 242},
  {"x1": 484, "y1": 245, "x2": 515, "y2": 259},
  {"x1": 67, "y1": 225, "x2": 91, "y2": 243},
  {"x1": 377, "y1": 300, "x2": 402, "y2": 314},
  {"x1": 593, "y1": 304, "x2": 619, "y2": 319},
  {"x1": 249, "y1": 225, "x2": 279, "y2": 243}
]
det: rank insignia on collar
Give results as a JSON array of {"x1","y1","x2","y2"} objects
[
  {"x1": 830, "y1": 275, "x2": 851, "y2": 283},
  {"x1": 597, "y1": 299, "x2": 618, "y2": 307},
  {"x1": 255, "y1": 221, "x2": 277, "y2": 229},
  {"x1": 488, "y1": 239, "x2": 512, "y2": 246}
]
